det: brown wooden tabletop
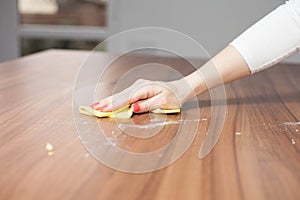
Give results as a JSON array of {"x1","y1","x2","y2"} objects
[{"x1": 0, "y1": 49, "x2": 299, "y2": 200}]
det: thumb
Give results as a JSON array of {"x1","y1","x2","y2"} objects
[{"x1": 131, "y1": 95, "x2": 161, "y2": 113}]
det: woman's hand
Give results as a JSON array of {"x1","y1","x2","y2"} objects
[
  {"x1": 91, "y1": 45, "x2": 251, "y2": 113},
  {"x1": 92, "y1": 79, "x2": 193, "y2": 113}
]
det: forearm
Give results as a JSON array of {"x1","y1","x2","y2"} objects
[
  {"x1": 184, "y1": 45, "x2": 250, "y2": 97},
  {"x1": 184, "y1": 0, "x2": 300, "y2": 98}
]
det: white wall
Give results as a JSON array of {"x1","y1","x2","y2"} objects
[
  {"x1": 108, "y1": 0, "x2": 299, "y2": 63},
  {"x1": 0, "y1": 0, "x2": 19, "y2": 62}
]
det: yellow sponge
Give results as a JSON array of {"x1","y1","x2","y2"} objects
[
  {"x1": 79, "y1": 104, "x2": 180, "y2": 119},
  {"x1": 151, "y1": 108, "x2": 181, "y2": 114}
]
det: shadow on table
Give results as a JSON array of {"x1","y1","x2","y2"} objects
[{"x1": 184, "y1": 91, "x2": 300, "y2": 110}]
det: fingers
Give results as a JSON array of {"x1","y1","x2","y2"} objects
[
  {"x1": 92, "y1": 97, "x2": 111, "y2": 111},
  {"x1": 92, "y1": 95, "x2": 126, "y2": 112},
  {"x1": 90, "y1": 79, "x2": 181, "y2": 113},
  {"x1": 92, "y1": 80, "x2": 158, "y2": 112},
  {"x1": 95, "y1": 86, "x2": 143, "y2": 111}
]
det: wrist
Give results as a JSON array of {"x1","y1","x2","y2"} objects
[
  {"x1": 171, "y1": 74, "x2": 205, "y2": 105},
  {"x1": 183, "y1": 72, "x2": 207, "y2": 97}
]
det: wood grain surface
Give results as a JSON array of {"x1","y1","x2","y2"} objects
[{"x1": 0, "y1": 49, "x2": 299, "y2": 200}]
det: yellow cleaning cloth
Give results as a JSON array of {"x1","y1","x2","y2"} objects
[{"x1": 79, "y1": 105, "x2": 180, "y2": 119}]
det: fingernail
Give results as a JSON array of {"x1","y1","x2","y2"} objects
[
  {"x1": 101, "y1": 106, "x2": 111, "y2": 112},
  {"x1": 132, "y1": 103, "x2": 140, "y2": 112},
  {"x1": 90, "y1": 102, "x2": 99, "y2": 108},
  {"x1": 94, "y1": 105, "x2": 107, "y2": 111}
]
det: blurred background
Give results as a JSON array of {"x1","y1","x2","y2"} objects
[{"x1": 0, "y1": 0, "x2": 299, "y2": 63}]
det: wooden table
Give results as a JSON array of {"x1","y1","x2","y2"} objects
[{"x1": 0, "y1": 49, "x2": 299, "y2": 200}]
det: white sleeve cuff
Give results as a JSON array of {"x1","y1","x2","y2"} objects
[{"x1": 231, "y1": 0, "x2": 300, "y2": 74}]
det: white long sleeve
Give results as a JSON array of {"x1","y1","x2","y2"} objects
[{"x1": 231, "y1": 0, "x2": 300, "y2": 74}]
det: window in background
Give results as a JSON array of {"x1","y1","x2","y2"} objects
[
  {"x1": 21, "y1": 38, "x2": 102, "y2": 55},
  {"x1": 18, "y1": 0, "x2": 108, "y2": 55},
  {"x1": 19, "y1": 0, "x2": 106, "y2": 27}
]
